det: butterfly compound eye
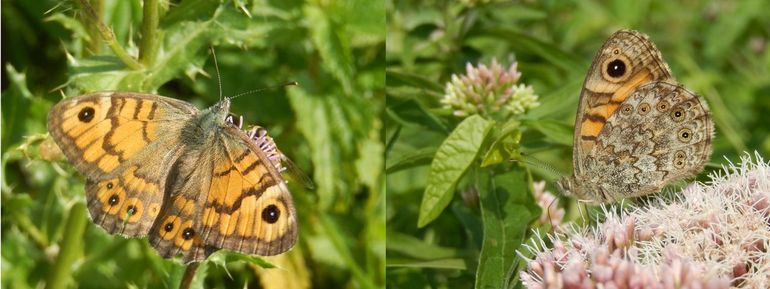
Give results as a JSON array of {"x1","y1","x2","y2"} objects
[{"x1": 606, "y1": 59, "x2": 626, "y2": 78}]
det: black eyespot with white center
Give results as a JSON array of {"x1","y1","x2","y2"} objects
[
  {"x1": 126, "y1": 205, "x2": 136, "y2": 215},
  {"x1": 678, "y1": 128, "x2": 693, "y2": 143},
  {"x1": 638, "y1": 103, "x2": 651, "y2": 115},
  {"x1": 108, "y1": 194, "x2": 119, "y2": 206},
  {"x1": 106, "y1": 182, "x2": 113, "y2": 189},
  {"x1": 606, "y1": 59, "x2": 626, "y2": 78},
  {"x1": 182, "y1": 228, "x2": 195, "y2": 240},
  {"x1": 670, "y1": 107, "x2": 686, "y2": 122},
  {"x1": 262, "y1": 204, "x2": 281, "y2": 224},
  {"x1": 78, "y1": 107, "x2": 95, "y2": 122},
  {"x1": 164, "y1": 222, "x2": 174, "y2": 232},
  {"x1": 620, "y1": 104, "x2": 633, "y2": 115}
]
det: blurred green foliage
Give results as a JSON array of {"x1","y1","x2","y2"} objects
[
  {"x1": 386, "y1": 0, "x2": 770, "y2": 288},
  {"x1": 2, "y1": 0, "x2": 384, "y2": 288}
]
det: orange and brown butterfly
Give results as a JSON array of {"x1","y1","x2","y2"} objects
[
  {"x1": 557, "y1": 29, "x2": 713, "y2": 203},
  {"x1": 47, "y1": 92, "x2": 301, "y2": 263}
]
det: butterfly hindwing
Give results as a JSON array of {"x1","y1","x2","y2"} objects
[
  {"x1": 149, "y1": 125, "x2": 297, "y2": 263},
  {"x1": 576, "y1": 82, "x2": 713, "y2": 201}
]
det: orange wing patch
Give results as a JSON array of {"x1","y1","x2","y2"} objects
[
  {"x1": 54, "y1": 96, "x2": 161, "y2": 174},
  {"x1": 579, "y1": 69, "x2": 654, "y2": 152}
]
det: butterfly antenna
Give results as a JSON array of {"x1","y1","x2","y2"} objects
[
  {"x1": 512, "y1": 152, "x2": 563, "y2": 179},
  {"x1": 210, "y1": 47, "x2": 223, "y2": 101},
  {"x1": 230, "y1": 81, "x2": 298, "y2": 100}
]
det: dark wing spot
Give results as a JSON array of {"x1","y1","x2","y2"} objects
[
  {"x1": 606, "y1": 59, "x2": 626, "y2": 78},
  {"x1": 164, "y1": 222, "x2": 174, "y2": 232},
  {"x1": 182, "y1": 228, "x2": 195, "y2": 240},
  {"x1": 262, "y1": 204, "x2": 281, "y2": 224},
  {"x1": 108, "y1": 194, "x2": 119, "y2": 206},
  {"x1": 78, "y1": 107, "x2": 95, "y2": 122}
]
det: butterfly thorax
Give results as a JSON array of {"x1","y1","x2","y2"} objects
[{"x1": 199, "y1": 99, "x2": 231, "y2": 128}]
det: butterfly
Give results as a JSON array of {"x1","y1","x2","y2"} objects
[
  {"x1": 556, "y1": 29, "x2": 714, "y2": 203},
  {"x1": 47, "y1": 92, "x2": 302, "y2": 263}
]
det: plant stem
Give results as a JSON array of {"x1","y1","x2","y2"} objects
[
  {"x1": 45, "y1": 203, "x2": 87, "y2": 289},
  {"x1": 320, "y1": 214, "x2": 376, "y2": 289},
  {"x1": 139, "y1": 0, "x2": 160, "y2": 66},
  {"x1": 179, "y1": 262, "x2": 200, "y2": 289},
  {"x1": 76, "y1": 0, "x2": 143, "y2": 70}
]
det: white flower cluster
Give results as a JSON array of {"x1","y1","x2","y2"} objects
[
  {"x1": 441, "y1": 59, "x2": 539, "y2": 118},
  {"x1": 520, "y1": 152, "x2": 770, "y2": 289}
]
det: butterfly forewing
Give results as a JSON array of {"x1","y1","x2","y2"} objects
[
  {"x1": 573, "y1": 30, "x2": 674, "y2": 171},
  {"x1": 48, "y1": 93, "x2": 198, "y2": 236}
]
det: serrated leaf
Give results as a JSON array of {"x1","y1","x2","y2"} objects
[
  {"x1": 475, "y1": 169, "x2": 539, "y2": 289},
  {"x1": 418, "y1": 115, "x2": 494, "y2": 227},
  {"x1": 305, "y1": 5, "x2": 354, "y2": 93}
]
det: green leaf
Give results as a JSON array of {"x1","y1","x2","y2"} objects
[
  {"x1": 385, "y1": 231, "x2": 459, "y2": 260},
  {"x1": 481, "y1": 119, "x2": 522, "y2": 167},
  {"x1": 475, "y1": 169, "x2": 539, "y2": 289},
  {"x1": 418, "y1": 115, "x2": 494, "y2": 227},
  {"x1": 385, "y1": 147, "x2": 436, "y2": 174},
  {"x1": 524, "y1": 119, "x2": 573, "y2": 147},
  {"x1": 473, "y1": 27, "x2": 582, "y2": 72},
  {"x1": 305, "y1": 5, "x2": 354, "y2": 94},
  {"x1": 386, "y1": 70, "x2": 444, "y2": 93},
  {"x1": 386, "y1": 98, "x2": 448, "y2": 133},
  {"x1": 387, "y1": 258, "x2": 467, "y2": 270}
]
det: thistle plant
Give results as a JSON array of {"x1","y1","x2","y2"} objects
[
  {"x1": 520, "y1": 152, "x2": 770, "y2": 289},
  {"x1": 441, "y1": 58, "x2": 539, "y2": 119}
]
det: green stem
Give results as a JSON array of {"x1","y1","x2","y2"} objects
[
  {"x1": 139, "y1": 0, "x2": 160, "y2": 66},
  {"x1": 320, "y1": 214, "x2": 376, "y2": 289},
  {"x1": 45, "y1": 203, "x2": 87, "y2": 289},
  {"x1": 178, "y1": 263, "x2": 200, "y2": 289},
  {"x1": 14, "y1": 211, "x2": 48, "y2": 249},
  {"x1": 76, "y1": 0, "x2": 143, "y2": 70}
]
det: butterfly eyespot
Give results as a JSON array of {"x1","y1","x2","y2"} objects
[
  {"x1": 620, "y1": 104, "x2": 633, "y2": 115},
  {"x1": 612, "y1": 48, "x2": 621, "y2": 55},
  {"x1": 670, "y1": 107, "x2": 686, "y2": 122},
  {"x1": 656, "y1": 101, "x2": 670, "y2": 111},
  {"x1": 126, "y1": 205, "x2": 137, "y2": 215},
  {"x1": 675, "y1": 150, "x2": 686, "y2": 160},
  {"x1": 678, "y1": 128, "x2": 693, "y2": 143},
  {"x1": 637, "y1": 103, "x2": 651, "y2": 115},
  {"x1": 164, "y1": 222, "x2": 174, "y2": 232},
  {"x1": 674, "y1": 159, "x2": 685, "y2": 168},
  {"x1": 606, "y1": 59, "x2": 626, "y2": 78},
  {"x1": 262, "y1": 204, "x2": 281, "y2": 224},
  {"x1": 182, "y1": 228, "x2": 195, "y2": 240},
  {"x1": 106, "y1": 182, "x2": 113, "y2": 189},
  {"x1": 78, "y1": 107, "x2": 95, "y2": 122},
  {"x1": 108, "y1": 194, "x2": 119, "y2": 206}
]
